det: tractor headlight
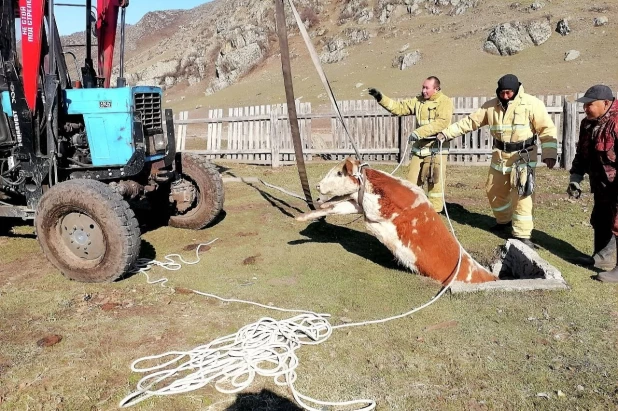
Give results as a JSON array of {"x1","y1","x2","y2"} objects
[{"x1": 154, "y1": 133, "x2": 166, "y2": 151}]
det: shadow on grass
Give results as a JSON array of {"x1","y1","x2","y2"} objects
[
  {"x1": 289, "y1": 220, "x2": 401, "y2": 270},
  {"x1": 136, "y1": 207, "x2": 227, "y2": 235},
  {"x1": 118, "y1": 239, "x2": 157, "y2": 282},
  {"x1": 444, "y1": 202, "x2": 589, "y2": 262},
  {"x1": 225, "y1": 171, "x2": 306, "y2": 218},
  {"x1": 249, "y1": 183, "x2": 305, "y2": 218},
  {"x1": 214, "y1": 163, "x2": 232, "y2": 175},
  {"x1": 138, "y1": 239, "x2": 157, "y2": 261},
  {"x1": 225, "y1": 389, "x2": 302, "y2": 410},
  {"x1": 0, "y1": 218, "x2": 36, "y2": 239}
]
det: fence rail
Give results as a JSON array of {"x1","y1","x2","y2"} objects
[{"x1": 173, "y1": 94, "x2": 611, "y2": 168}]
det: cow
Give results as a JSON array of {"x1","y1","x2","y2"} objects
[{"x1": 296, "y1": 157, "x2": 497, "y2": 284}]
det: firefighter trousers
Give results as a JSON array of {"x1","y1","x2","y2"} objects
[
  {"x1": 407, "y1": 153, "x2": 448, "y2": 213},
  {"x1": 485, "y1": 150, "x2": 537, "y2": 239}
]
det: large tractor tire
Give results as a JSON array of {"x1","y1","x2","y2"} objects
[
  {"x1": 35, "y1": 179, "x2": 141, "y2": 282},
  {"x1": 168, "y1": 153, "x2": 224, "y2": 229}
]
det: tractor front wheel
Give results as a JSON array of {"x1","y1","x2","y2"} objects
[
  {"x1": 168, "y1": 153, "x2": 224, "y2": 229},
  {"x1": 35, "y1": 179, "x2": 141, "y2": 282}
]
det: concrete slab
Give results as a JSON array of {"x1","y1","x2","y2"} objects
[{"x1": 451, "y1": 239, "x2": 569, "y2": 293}]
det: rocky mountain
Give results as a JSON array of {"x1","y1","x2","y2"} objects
[
  {"x1": 60, "y1": 0, "x2": 487, "y2": 90},
  {"x1": 59, "y1": 0, "x2": 617, "y2": 108}
]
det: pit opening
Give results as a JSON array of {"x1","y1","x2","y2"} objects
[{"x1": 451, "y1": 239, "x2": 569, "y2": 293}]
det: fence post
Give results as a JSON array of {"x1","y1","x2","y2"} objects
[
  {"x1": 175, "y1": 111, "x2": 187, "y2": 152},
  {"x1": 270, "y1": 105, "x2": 280, "y2": 168},
  {"x1": 398, "y1": 116, "x2": 405, "y2": 165},
  {"x1": 562, "y1": 97, "x2": 578, "y2": 169}
]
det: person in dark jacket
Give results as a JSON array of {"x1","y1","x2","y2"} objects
[{"x1": 568, "y1": 84, "x2": 618, "y2": 282}]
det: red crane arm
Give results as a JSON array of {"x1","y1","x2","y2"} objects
[
  {"x1": 97, "y1": 0, "x2": 127, "y2": 88},
  {"x1": 19, "y1": 0, "x2": 45, "y2": 111}
]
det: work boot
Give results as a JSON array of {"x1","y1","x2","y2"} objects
[
  {"x1": 490, "y1": 221, "x2": 512, "y2": 234},
  {"x1": 512, "y1": 237, "x2": 539, "y2": 250},
  {"x1": 597, "y1": 266, "x2": 618, "y2": 283},
  {"x1": 571, "y1": 236, "x2": 616, "y2": 271}
]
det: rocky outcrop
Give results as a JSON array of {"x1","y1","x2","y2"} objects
[
  {"x1": 343, "y1": 27, "x2": 370, "y2": 44},
  {"x1": 56, "y1": 0, "x2": 603, "y2": 96},
  {"x1": 527, "y1": 19, "x2": 552, "y2": 45},
  {"x1": 564, "y1": 50, "x2": 580, "y2": 62},
  {"x1": 594, "y1": 16, "x2": 609, "y2": 26},
  {"x1": 339, "y1": 0, "x2": 374, "y2": 24},
  {"x1": 206, "y1": 25, "x2": 267, "y2": 94},
  {"x1": 320, "y1": 37, "x2": 348, "y2": 64},
  {"x1": 447, "y1": 0, "x2": 481, "y2": 16},
  {"x1": 556, "y1": 19, "x2": 570, "y2": 36},
  {"x1": 483, "y1": 19, "x2": 552, "y2": 56},
  {"x1": 128, "y1": 60, "x2": 179, "y2": 87},
  {"x1": 319, "y1": 27, "x2": 370, "y2": 64},
  {"x1": 376, "y1": 0, "x2": 479, "y2": 23},
  {"x1": 392, "y1": 50, "x2": 422, "y2": 70}
]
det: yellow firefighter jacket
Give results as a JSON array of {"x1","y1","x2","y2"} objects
[
  {"x1": 378, "y1": 91, "x2": 454, "y2": 156},
  {"x1": 441, "y1": 86, "x2": 558, "y2": 170}
]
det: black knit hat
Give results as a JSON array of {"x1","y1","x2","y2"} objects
[{"x1": 497, "y1": 74, "x2": 521, "y2": 92}]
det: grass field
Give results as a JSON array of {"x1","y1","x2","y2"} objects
[{"x1": 1, "y1": 162, "x2": 617, "y2": 410}]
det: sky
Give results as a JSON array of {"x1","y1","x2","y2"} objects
[{"x1": 54, "y1": 0, "x2": 212, "y2": 36}]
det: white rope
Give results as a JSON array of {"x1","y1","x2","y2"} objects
[
  {"x1": 128, "y1": 239, "x2": 220, "y2": 287},
  {"x1": 390, "y1": 137, "x2": 410, "y2": 176},
  {"x1": 120, "y1": 239, "x2": 375, "y2": 410},
  {"x1": 119, "y1": 139, "x2": 465, "y2": 410}
]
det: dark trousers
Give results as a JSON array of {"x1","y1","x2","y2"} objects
[{"x1": 591, "y1": 190, "x2": 618, "y2": 253}]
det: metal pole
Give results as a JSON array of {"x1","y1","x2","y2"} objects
[
  {"x1": 85, "y1": 0, "x2": 92, "y2": 64},
  {"x1": 116, "y1": 5, "x2": 126, "y2": 87},
  {"x1": 274, "y1": 0, "x2": 315, "y2": 210},
  {"x1": 48, "y1": 0, "x2": 56, "y2": 76}
]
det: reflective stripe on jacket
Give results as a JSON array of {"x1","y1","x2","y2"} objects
[
  {"x1": 441, "y1": 86, "x2": 558, "y2": 161},
  {"x1": 378, "y1": 91, "x2": 454, "y2": 154}
]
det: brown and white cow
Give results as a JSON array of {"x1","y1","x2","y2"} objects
[{"x1": 296, "y1": 158, "x2": 497, "y2": 284}]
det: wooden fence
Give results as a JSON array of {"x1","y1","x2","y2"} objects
[{"x1": 173, "y1": 94, "x2": 612, "y2": 168}]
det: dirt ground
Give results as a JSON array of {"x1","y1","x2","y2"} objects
[{"x1": 1, "y1": 162, "x2": 617, "y2": 410}]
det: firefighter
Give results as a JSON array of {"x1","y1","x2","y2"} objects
[
  {"x1": 368, "y1": 76, "x2": 454, "y2": 213},
  {"x1": 436, "y1": 74, "x2": 558, "y2": 248},
  {"x1": 567, "y1": 85, "x2": 618, "y2": 282}
]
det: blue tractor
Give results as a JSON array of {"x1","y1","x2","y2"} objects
[{"x1": 0, "y1": 0, "x2": 224, "y2": 281}]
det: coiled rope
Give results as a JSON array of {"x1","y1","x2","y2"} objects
[{"x1": 119, "y1": 140, "x2": 462, "y2": 410}]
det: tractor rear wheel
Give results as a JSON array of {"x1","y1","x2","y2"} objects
[
  {"x1": 168, "y1": 153, "x2": 224, "y2": 229},
  {"x1": 35, "y1": 179, "x2": 141, "y2": 282}
]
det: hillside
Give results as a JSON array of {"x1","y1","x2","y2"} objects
[{"x1": 61, "y1": 0, "x2": 618, "y2": 112}]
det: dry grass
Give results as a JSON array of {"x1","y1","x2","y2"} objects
[
  {"x1": 163, "y1": 0, "x2": 618, "y2": 116},
  {"x1": 1, "y1": 162, "x2": 617, "y2": 410}
]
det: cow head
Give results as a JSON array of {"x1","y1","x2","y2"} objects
[{"x1": 315, "y1": 157, "x2": 362, "y2": 207}]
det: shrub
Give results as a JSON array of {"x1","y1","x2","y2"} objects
[{"x1": 300, "y1": 7, "x2": 320, "y2": 28}]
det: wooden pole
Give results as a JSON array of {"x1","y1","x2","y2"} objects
[
  {"x1": 274, "y1": 0, "x2": 315, "y2": 209},
  {"x1": 562, "y1": 96, "x2": 578, "y2": 169}
]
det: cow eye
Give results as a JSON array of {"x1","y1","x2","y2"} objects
[{"x1": 337, "y1": 171, "x2": 342, "y2": 177}]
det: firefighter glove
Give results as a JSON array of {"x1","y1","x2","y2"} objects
[
  {"x1": 368, "y1": 88, "x2": 382, "y2": 101},
  {"x1": 436, "y1": 132, "x2": 447, "y2": 143},
  {"x1": 567, "y1": 182, "x2": 582, "y2": 199},
  {"x1": 409, "y1": 132, "x2": 419, "y2": 142}
]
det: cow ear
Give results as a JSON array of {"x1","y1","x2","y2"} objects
[{"x1": 344, "y1": 157, "x2": 358, "y2": 176}]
